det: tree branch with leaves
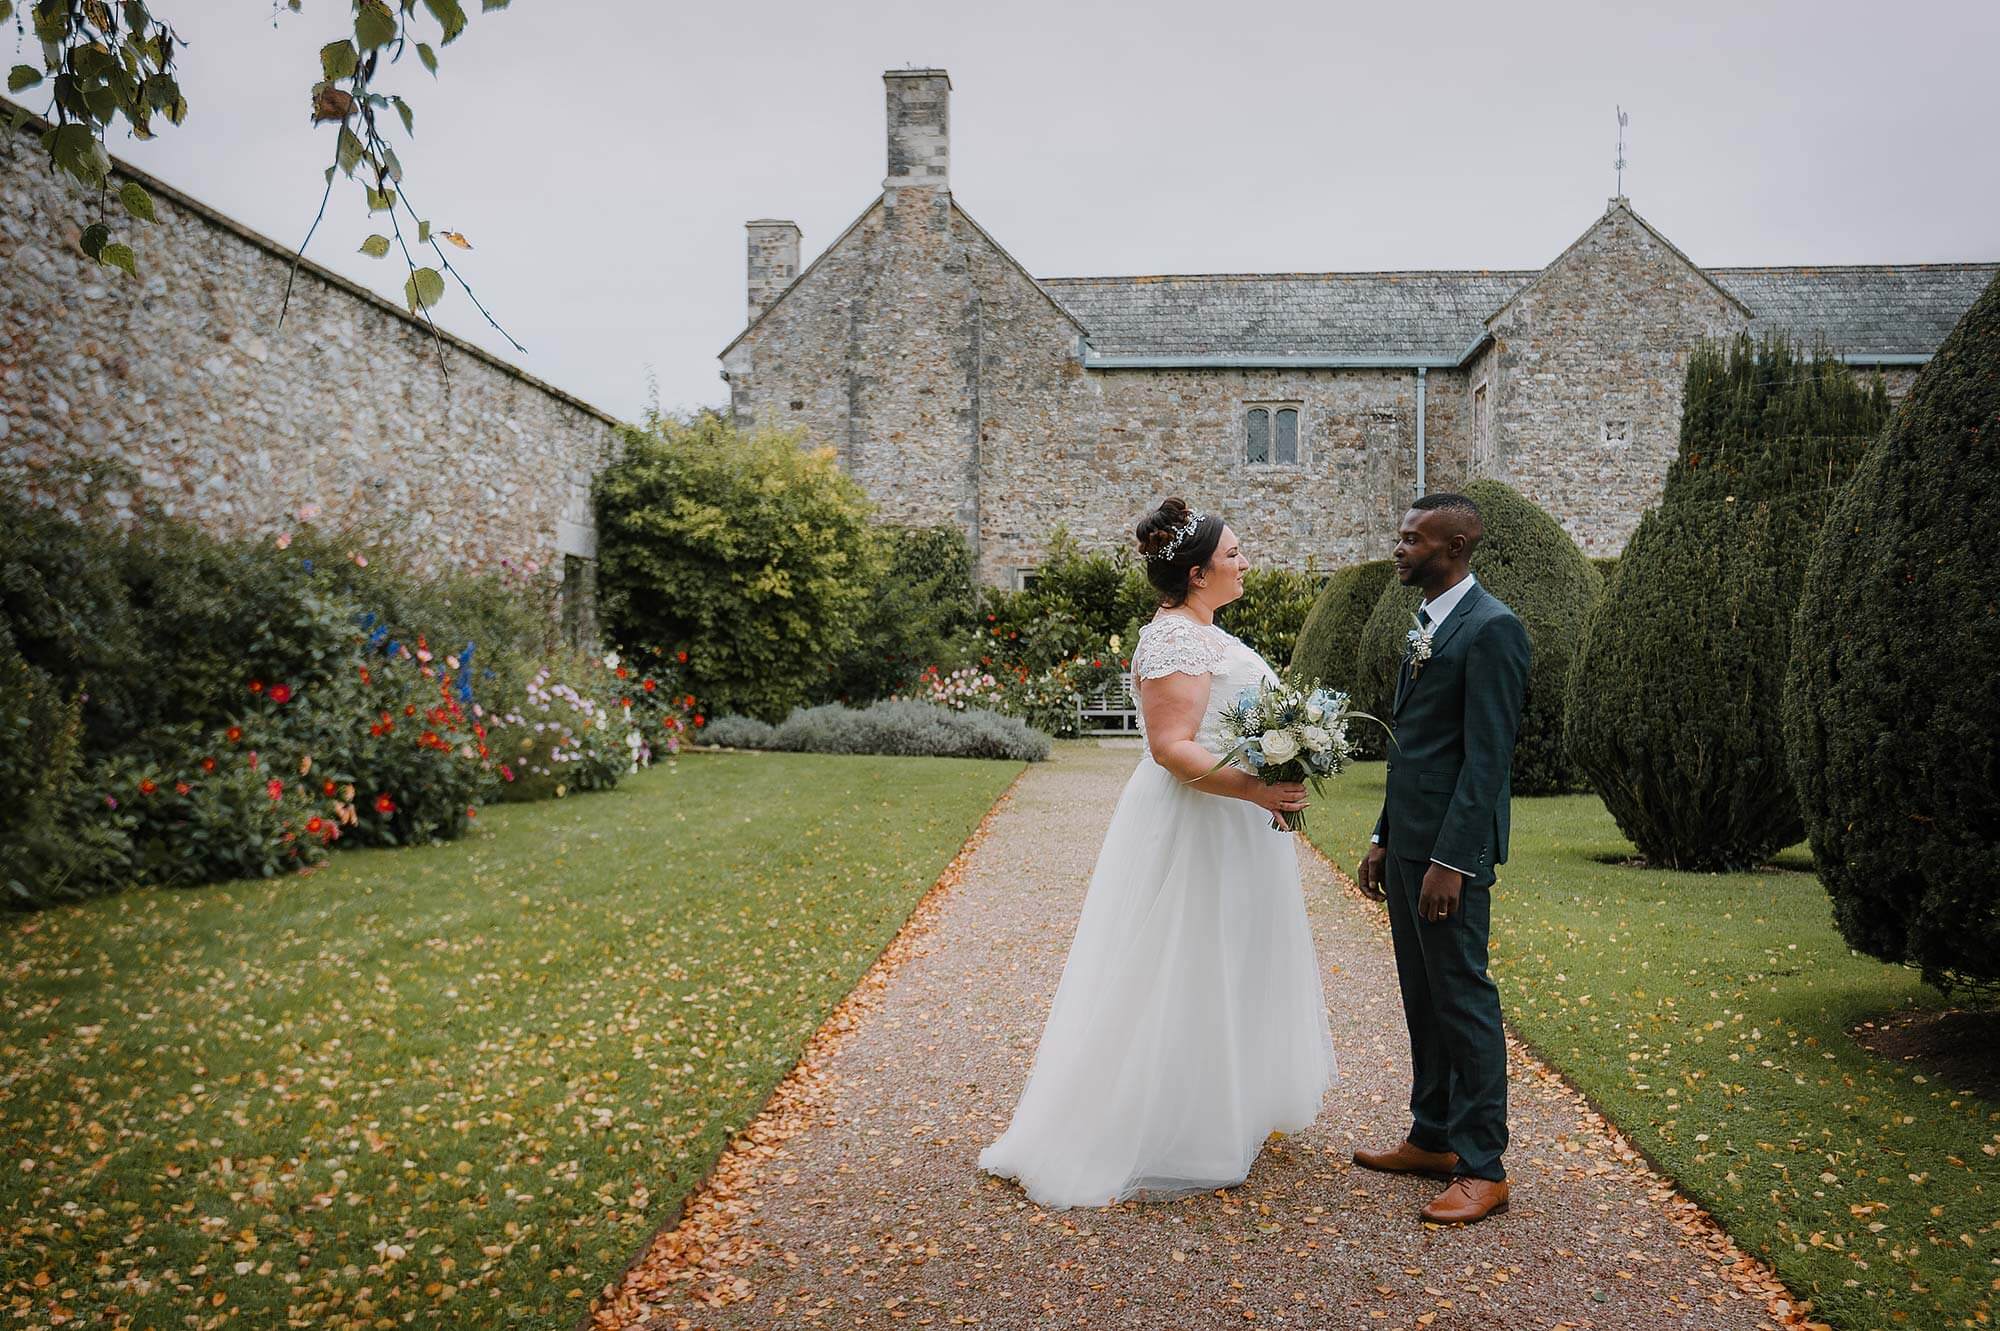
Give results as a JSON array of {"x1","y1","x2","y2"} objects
[{"x1": 6, "y1": 0, "x2": 518, "y2": 375}]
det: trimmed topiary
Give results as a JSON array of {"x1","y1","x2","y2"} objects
[
  {"x1": 1590, "y1": 555, "x2": 1620, "y2": 590},
  {"x1": 1566, "y1": 337, "x2": 1889, "y2": 870},
  {"x1": 1288, "y1": 559, "x2": 1395, "y2": 757},
  {"x1": 1784, "y1": 275, "x2": 2000, "y2": 988},
  {"x1": 1355, "y1": 480, "x2": 1600, "y2": 795}
]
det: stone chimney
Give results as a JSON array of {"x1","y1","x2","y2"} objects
[
  {"x1": 883, "y1": 68, "x2": 950, "y2": 190},
  {"x1": 745, "y1": 219, "x2": 801, "y2": 322}
]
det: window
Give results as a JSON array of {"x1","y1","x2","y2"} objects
[
  {"x1": 1245, "y1": 404, "x2": 1302, "y2": 466},
  {"x1": 1473, "y1": 383, "x2": 1490, "y2": 453},
  {"x1": 1602, "y1": 419, "x2": 1631, "y2": 447},
  {"x1": 1274, "y1": 408, "x2": 1299, "y2": 464},
  {"x1": 1015, "y1": 567, "x2": 1040, "y2": 592}
]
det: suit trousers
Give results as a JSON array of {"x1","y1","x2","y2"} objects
[{"x1": 1383, "y1": 853, "x2": 1508, "y2": 1181}]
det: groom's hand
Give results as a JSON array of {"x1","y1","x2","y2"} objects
[
  {"x1": 1419, "y1": 863, "x2": 1464, "y2": 922},
  {"x1": 1356, "y1": 845, "x2": 1388, "y2": 901}
]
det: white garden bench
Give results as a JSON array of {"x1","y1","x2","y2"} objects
[{"x1": 1076, "y1": 670, "x2": 1141, "y2": 734}]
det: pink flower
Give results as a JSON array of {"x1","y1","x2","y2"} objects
[
  {"x1": 297, "y1": 503, "x2": 321, "y2": 521},
  {"x1": 275, "y1": 532, "x2": 292, "y2": 550}
]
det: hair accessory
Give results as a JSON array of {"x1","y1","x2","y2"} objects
[{"x1": 1148, "y1": 509, "x2": 1207, "y2": 563}]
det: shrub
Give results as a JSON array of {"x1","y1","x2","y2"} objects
[
  {"x1": 1355, "y1": 480, "x2": 1601, "y2": 794},
  {"x1": 96, "y1": 733, "x2": 332, "y2": 886},
  {"x1": 1784, "y1": 275, "x2": 2000, "y2": 988},
  {"x1": 1287, "y1": 559, "x2": 1395, "y2": 757},
  {"x1": 700, "y1": 714, "x2": 778, "y2": 750},
  {"x1": 1590, "y1": 555, "x2": 1620, "y2": 589},
  {"x1": 0, "y1": 629, "x2": 128, "y2": 907},
  {"x1": 595, "y1": 412, "x2": 877, "y2": 722},
  {"x1": 771, "y1": 700, "x2": 1051, "y2": 762},
  {"x1": 1218, "y1": 565, "x2": 1325, "y2": 668},
  {"x1": 822, "y1": 524, "x2": 977, "y2": 704},
  {"x1": 1566, "y1": 338, "x2": 1889, "y2": 870},
  {"x1": 706, "y1": 700, "x2": 1050, "y2": 761}
]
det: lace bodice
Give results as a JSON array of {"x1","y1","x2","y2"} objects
[{"x1": 1130, "y1": 613, "x2": 1279, "y2": 752}]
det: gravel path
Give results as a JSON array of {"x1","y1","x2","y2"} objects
[{"x1": 602, "y1": 742, "x2": 1793, "y2": 1331}]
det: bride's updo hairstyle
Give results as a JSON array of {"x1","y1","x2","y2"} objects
[{"x1": 1135, "y1": 497, "x2": 1224, "y2": 607}]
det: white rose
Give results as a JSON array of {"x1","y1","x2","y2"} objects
[
  {"x1": 1301, "y1": 724, "x2": 1331, "y2": 753},
  {"x1": 1260, "y1": 729, "x2": 1299, "y2": 764},
  {"x1": 1304, "y1": 703, "x2": 1324, "y2": 723}
]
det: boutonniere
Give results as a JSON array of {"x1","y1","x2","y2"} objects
[{"x1": 1405, "y1": 613, "x2": 1435, "y2": 678}]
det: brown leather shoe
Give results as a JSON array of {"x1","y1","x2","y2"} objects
[
  {"x1": 1420, "y1": 1176, "x2": 1510, "y2": 1224},
  {"x1": 1352, "y1": 1140, "x2": 1460, "y2": 1177}
]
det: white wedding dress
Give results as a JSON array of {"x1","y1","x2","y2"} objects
[{"x1": 978, "y1": 612, "x2": 1338, "y2": 1209}]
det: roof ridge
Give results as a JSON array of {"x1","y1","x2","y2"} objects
[
  {"x1": 1708, "y1": 261, "x2": 1999, "y2": 274},
  {"x1": 1040, "y1": 269, "x2": 1539, "y2": 284}
]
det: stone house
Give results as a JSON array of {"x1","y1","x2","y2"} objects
[{"x1": 720, "y1": 70, "x2": 1995, "y2": 586}]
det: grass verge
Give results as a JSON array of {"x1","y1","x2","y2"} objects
[
  {"x1": 0, "y1": 750, "x2": 1022, "y2": 1329},
  {"x1": 1307, "y1": 762, "x2": 1997, "y2": 1331}
]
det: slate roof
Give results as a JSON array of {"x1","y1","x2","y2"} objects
[
  {"x1": 1040, "y1": 271, "x2": 1534, "y2": 361},
  {"x1": 1711, "y1": 264, "x2": 1997, "y2": 360},
  {"x1": 1040, "y1": 263, "x2": 1996, "y2": 364}
]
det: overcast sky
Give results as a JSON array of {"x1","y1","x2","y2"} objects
[{"x1": 57, "y1": 0, "x2": 2000, "y2": 422}]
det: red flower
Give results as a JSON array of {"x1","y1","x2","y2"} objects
[
  {"x1": 476, "y1": 743, "x2": 488, "y2": 758},
  {"x1": 373, "y1": 793, "x2": 396, "y2": 815},
  {"x1": 201, "y1": 756, "x2": 218, "y2": 773},
  {"x1": 369, "y1": 723, "x2": 385, "y2": 737},
  {"x1": 500, "y1": 764, "x2": 515, "y2": 783},
  {"x1": 225, "y1": 726, "x2": 243, "y2": 743},
  {"x1": 675, "y1": 650, "x2": 688, "y2": 664},
  {"x1": 421, "y1": 730, "x2": 440, "y2": 748},
  {"x1": 403, "y1": 704, "x2": 416, "y2": 717},
  {"x1": 465, "y1": 807, "x2": 477, "y2": 820},
  {"x1": 323, "y1": 779, "x2": 336, "y2": 796},
  {"x1": 619, "y1": 697, "x2": 632, "y2": 709},
  {"x1": 615, "y1": 666, "x2": 629, "y2": 679},
  {"x1": 266, "y1": 779, "x2": 284, "y2": 802},
  {"x1": 694, "y1": 714, "x2": 705, "y2": 727},
  {"x1": 1091, "y1": 659, "x2": 1102, "y2": 668},
  {"x1": 268, "y1": 683, "x2": 293, "y2": 705},
  {"x1": 306, "y1": 816, "x2": 325, "y2": 834},
  {"x1": 642, "y1": 679, "x2": 656, "y2": 692},
  {"x1": 175, "y1": 781, "x2": 191, "y2": 796},
  {"x1": 358, "y1": 665, "x2": 372, "y2": 685},
  {"x1": 138, "y1": 778, "x2": 158, "y2": 796},
  {"x1": 248, "y1": 679, "x2": 264, "y2": 694}
]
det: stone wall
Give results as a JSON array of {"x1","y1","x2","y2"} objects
[
  {"x1": 0, "y1": 109, "x2": 624, "y2": 624},
  {"x1": 1483, "y1": 201, "x2": 1748, "y2": 553}
]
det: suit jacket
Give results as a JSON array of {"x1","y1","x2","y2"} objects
[{"x1": 1371, "y1": 581, "x2": 1531, "y2": 885}]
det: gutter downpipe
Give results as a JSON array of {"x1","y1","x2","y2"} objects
[{"x1": 1415, "y1": 366, "x2": 1427, "y2": 500}]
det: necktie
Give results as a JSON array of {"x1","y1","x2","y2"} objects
[{"x1": 1418, "y1": 606, "x2": 1433, "y2": 630}]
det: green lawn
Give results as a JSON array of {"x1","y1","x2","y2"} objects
[
  {"x1": 1308, "y1": 763, "x2": 1998, "y2": 1331},
  {"x1": 0, "y1": 750, "x2": 1022, "y2": 1330}
]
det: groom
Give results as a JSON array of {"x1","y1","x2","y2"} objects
[{"x1": 1354, "y1": 492, "x2": 1530, "y2": 1225}]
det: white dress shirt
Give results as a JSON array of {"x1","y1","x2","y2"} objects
[{"x1": 1373, "y1": 572, "x2": 1480, "y2": 877}]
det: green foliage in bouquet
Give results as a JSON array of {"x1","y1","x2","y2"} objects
[
  {"x1": 1784, "y1": 275, "x2": 2000, "y2": 988},
  {"x1": 1567, "y1": 337, "x2": 1889, "y2": 870},
  {"x1": 1287, "y1": 559, "x2": 1395, "y2": 758},
  {"x1": 1355, "y1": 480, "x2": 1600, "y2": 795},
  {"x1": 595, "y1": 412, "x2": 877, "y2": 722}
]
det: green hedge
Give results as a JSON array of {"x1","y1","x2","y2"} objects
[
  {"x1": 595, "y1": 413, "x2": 878, "y2": 722},
  {"x1": 1287, "y1": 559, "x2": 1395, "y2": 757},
  {"x1": 0, "y1": 488, "x2": 676, "y2": 907},
  {"x1": 1785, "y1": 275, "x2": 2000, "y2": 988},
  {"x1": 1218, "y1": 565, "x2": 1325, "y2": 667},
  {"x1": 1355, "y1": 481, "x2": 1600, "y2": 795},
  {"x1": 822, "y1": 524, "x2": 977, "y2": 705},
  {"x1": 1566, "y1": 338, "x2": 1888, "y2": 870}
]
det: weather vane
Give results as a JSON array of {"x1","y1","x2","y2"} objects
[{"x1": 1615, "y1": 107, "x2": 1629, "y2": 196}]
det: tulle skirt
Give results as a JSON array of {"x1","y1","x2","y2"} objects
[{"x1": 978, "y1": 750, "x2": 1338, "y2": 1209}]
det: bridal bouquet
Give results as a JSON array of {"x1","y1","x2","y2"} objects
[{"x1": 1196, "y1": 679, "x2": 1385, "y2": 833}]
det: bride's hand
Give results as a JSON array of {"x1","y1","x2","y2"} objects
[{"x1": 1251, "y1": 780, "x2": 1309, "y2": 820}]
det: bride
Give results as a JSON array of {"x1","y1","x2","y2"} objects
[{"x1": 978, "y1": 498, "x2": 1339, "y2": 1209}]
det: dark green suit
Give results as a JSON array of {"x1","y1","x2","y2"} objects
[{"x1": 1370, "y1": 578, "x2": 1530, "y2": 1182}]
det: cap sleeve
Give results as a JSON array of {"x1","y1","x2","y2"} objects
[{"x1": 1131, "y1": 616, "x2": 1226, "y2": 681}]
